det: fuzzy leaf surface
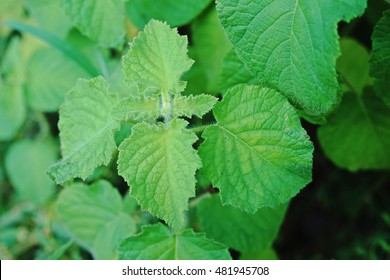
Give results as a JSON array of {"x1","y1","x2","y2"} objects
[
  {"x1": 197, "y1": 195, "x2": 287, "y2": 253},
  {"x1": 118, "y1": 223, "x2": 231, "y2": 260},
  {"x1": 173, "y1": 94, "x2": 217, "y2": 118},
  {"x1": 199, "y1": 84, "x2": 313, "y2": 211},
  {"x1": 122, "y1": 20, "x2": 193, "y2": 94},
  {"x1": 48, "y1": 77, "x2": 119, "y2": 184},
  {"x1": 217, "y1": 0, "x2": 367, "y2": 115},
  {"x1": 60, "y1": 0, "x2": 125, "y2": 47},
  {"x1": 118, "y1": 119, "x2": 201, "y2": 230},
  {"x1": 56, "y1": 180, "x2": 136, "y2": 259},
  {"x1": 126, "y1": 0, "x2": 212, "y2": 28},
  {"x1": 370, "y1": 10, "x2": 390, "y2": 106},
  {"x1": 318, "y1": 89, "x2": 390, "y2": 171},
  {"x1": 111, "y1": 95, "x2": 160, "y2": 122}
]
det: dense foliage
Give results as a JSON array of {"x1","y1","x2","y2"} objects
[{"x1": 0, "y1": 0, "x2": 389, "y2": 260}]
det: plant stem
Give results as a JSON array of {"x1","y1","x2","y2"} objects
[{"x1": 189, "y1": 192, "x2": 212, "y2": 208}]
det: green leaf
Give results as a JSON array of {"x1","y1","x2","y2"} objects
[
  {"x1": 197, "y1": 194, "x2": 287, "y2": 253},
  {"x1": 220, "y1": 50, "x2": 259, "y2": 94},
  {"x1": 318, "y1": 88, "x2": 390, "y2": 171},
  {"x1": 173, "y1": 94, "x2": 217, "y2": 118},
  {"x1": 118, "y1": 119, "x2": 201, "y2": 230},
  {"x1": 370, "y1": 10, "x2": 390, "y2": 107},
  {"x1": 48, "y1": 77, "x2": 120, "y2": 184},
  {"x1": 0, "y1": 38, "x2": 25, "y2": 141},
  {"x1": 122, "y1": 20, "x2": 193, "y2": 94},
  {"x1": 60, "y1": 0, "x2": 126, "y2": 47},
  {"x1": 337, "y1": 38, "x2": 371, "y2": 95},
  {"x1": 199, "y1": 84, "x2": 313, "y2": 211},
  {"x1": 126, "y1": 0, "x2": 212, "y2": 28},
  {"x1": 190, "y1": 7, "x2": 231, "y2": 94},
  {"x1": 111, "y1": 95, "x2": 160, "y2": 122},
  {"x1": 45, "y1": 240, "x2": 73, "y2": 260},
  {"x1": 118, "y1": 223, "x2": 231, "y2": 260},
  {"x1": 217, "y1": 0, "x2": 367, "y2": 115},
  {"x1": 5, "y1": 21, "x2": 100, "y2": 76},
  {"x1": 5, "y1": 138, "x2": 58, "y2": 204},
  {"x1": 25, "y1": 0, "x2": 72, "y2": 38},
  {"x1": 56, "y1": 180, "x2": 136, "y2": 259},
  {"x1": 240, "y1": 248, "x2": 278, "y2": 260},
  {"x1": 26, "y1": 47, "x2": 90, "y2": 112}
]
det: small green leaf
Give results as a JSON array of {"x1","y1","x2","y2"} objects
[
  {"x1": 45, "y1": 240, "x2": 73, "y2": 260},
  {"x1": 217, "y1": 0, "x2": 367, "y2": 115},
  {"x1": 126, "y1": 0, "x2": 212, "y2": 28},
  {"x1": 118, "y1": 119, "x2": 201, "y2": 230},
  {"x1": 0, "y1": 38, "x2": 25, "y2": 141},
  {"x1": 337, "y1": 38, "x2": 371, "y2": 95},
  {"x1": 122, "y1": 20, "x2": 193, "y2": 94},
  {"x1": 199, "y1": 84, "x2": 313, "y2": 211},
  {"x1": 219, "y1": 50, "x2": 259, "y2": 94},
  {"x1": 370, "y1": 10, "x2": 390, "y2": 107},
  {"x1": 118, "y1": 223, "x2": 231, "y2": 260},
  {"x1": 173, "y1": 94, "x2": 217, "y2": 118},
  {"x1": 48, "y1": 77, "x2": 119, "y2": 184},
  {"x1": 26, "y1": 47, "x2": 90, "y2": 112},
  {"x1": 197, "y1": 195, "x2": 287, "y2": 253},
  {"x1": 60, "y1": 0, "x2": 126, "y2": 47},
  {"x1": 56, "y1": 180, "x2": 136, "y2": 259},
  {"x1": 318, "y1": 88, "x2": 390, "y2": 171},
  {"x1": 5, "y1": 138, "x2": 58, "y2": 205},
  {"x1": 111, "y1": 95, "x2": 160, "y2": 122}
]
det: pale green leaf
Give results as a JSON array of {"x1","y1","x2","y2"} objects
[
  {"x1": 240, "y1": 248, "x2": 278, "y2": 260},
  {"x1": 337, "y1": 38, "x2": 372, "y2": 95},
  {"x1": 199, "y1": 84, "x2": 313, "y2": 211},
  {"x1": 197, "y1": 195, "x2": 287, "y2": 253},
  {"x1": 220, "y1": 50, "x2": 258, "y2": 94},
  {"x1": 25, "y1": 0, "x2": 72, "y2": 38},
  {"x1": 0, "y1": 38, "x2": 25, "y2": 141},
  {"x1": 122, "y1": 20, "x2": 193, "y2": 94},
  {"x1": 370, "y1": 10, "x2": 390, "y2": 107},
  {"x1": 48, "y1": 77, "x2": 120, "y2": 184},
  {"x1": 26, "y1": 47, "x2": 90, "y2": 112},
  {"x1": 0, "y1": 0, "x2": 24, "y2": 35},
  {"x1": 111, "y1": 95, "x2": 160, "y2": 122},
  {"x1": 5, "y1": 138, "x2": 58, "y2": 204},
  {"x1": 217, "y1": 0, "x2": 367, "y2": 115},
  {"x1": 191, "y1": 7, "x2": 231, "y2": 93},
  {"x1": 126, "y1": 0, "x2": 212, "y2": 28},
  {"x1": 173, "y1": 94, "x2": 217, "y2": 118},
  {"x1": 318, "y1": 88, "x2": 390, "y2": 171},
  {"x1": 60, "y1": 0, "x2": 126, "y2": 47},
  {"x1": 56, "y1": 180, "x2": 136, "y2": 259},
  {"x1": 118, "y1": 119, "x2": 201, "y2": 230},
  {"x1": 118, "y1": 223, "x2": 231, "y2": 260}
]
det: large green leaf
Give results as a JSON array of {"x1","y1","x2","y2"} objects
[
  {"x1": 118, "y1": 119, "x2": 201, "y2": 230},
  {"x1": 60, "y1": 0, "x2": 126, "y2": 47},
  {"x1": 318, "y1": 88, "x2": 390, "y2": 171},
  {"x1": 118, "y1": 223, "x2": 231, "y2": 260},
  {"x1": 190, "y1": 7, "x2": 231, "y2": 94},
  {"x1": 5, "y1": 138, "x2": 58, "y2": 204},
  {"x1": 25, "y1": 0, "x2": 72, "y2": 38},
  {"x1": 0, "y1": 38, "x2": 25, "y2": 141},
  {"x1": 48, "y1": 77, "x2": 119, "y2": 184},
  {"x1": 56, "y1": 180, "x2": 136, "y2": 259},
  {"x1": 219, "y1": 50, "x2": 258, "y2": 94},
  {"x1": 173, "y1": 94, "x2": 217, "y2": 118},
  {"x1": 111, "y1": 95, "x2": 160, "y2": 123},
  {"x1": 26, "y1": 47, "x2": 90, "y2": 112},
  {"x1": 122, "y1": 20, "x2": 192, "y2": 94},
  {"x1": 197, "y1": 195, "x2": 287, "y2": 253},
  {"x1": 199, "y1": 84, "x2": 313, "y2": 211},
  {"x1": 337, "y1": 38, "x2": 371, "y2": 95},
  {"x1": 370, "y1": 10, "x2": 390, "y2": 107},
  {"x1": 217, "y1": 0, "x2": 367, "y2": 115},
  {"x1": 126, "y1": 0, "x2": 212, "y2": 28}
]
